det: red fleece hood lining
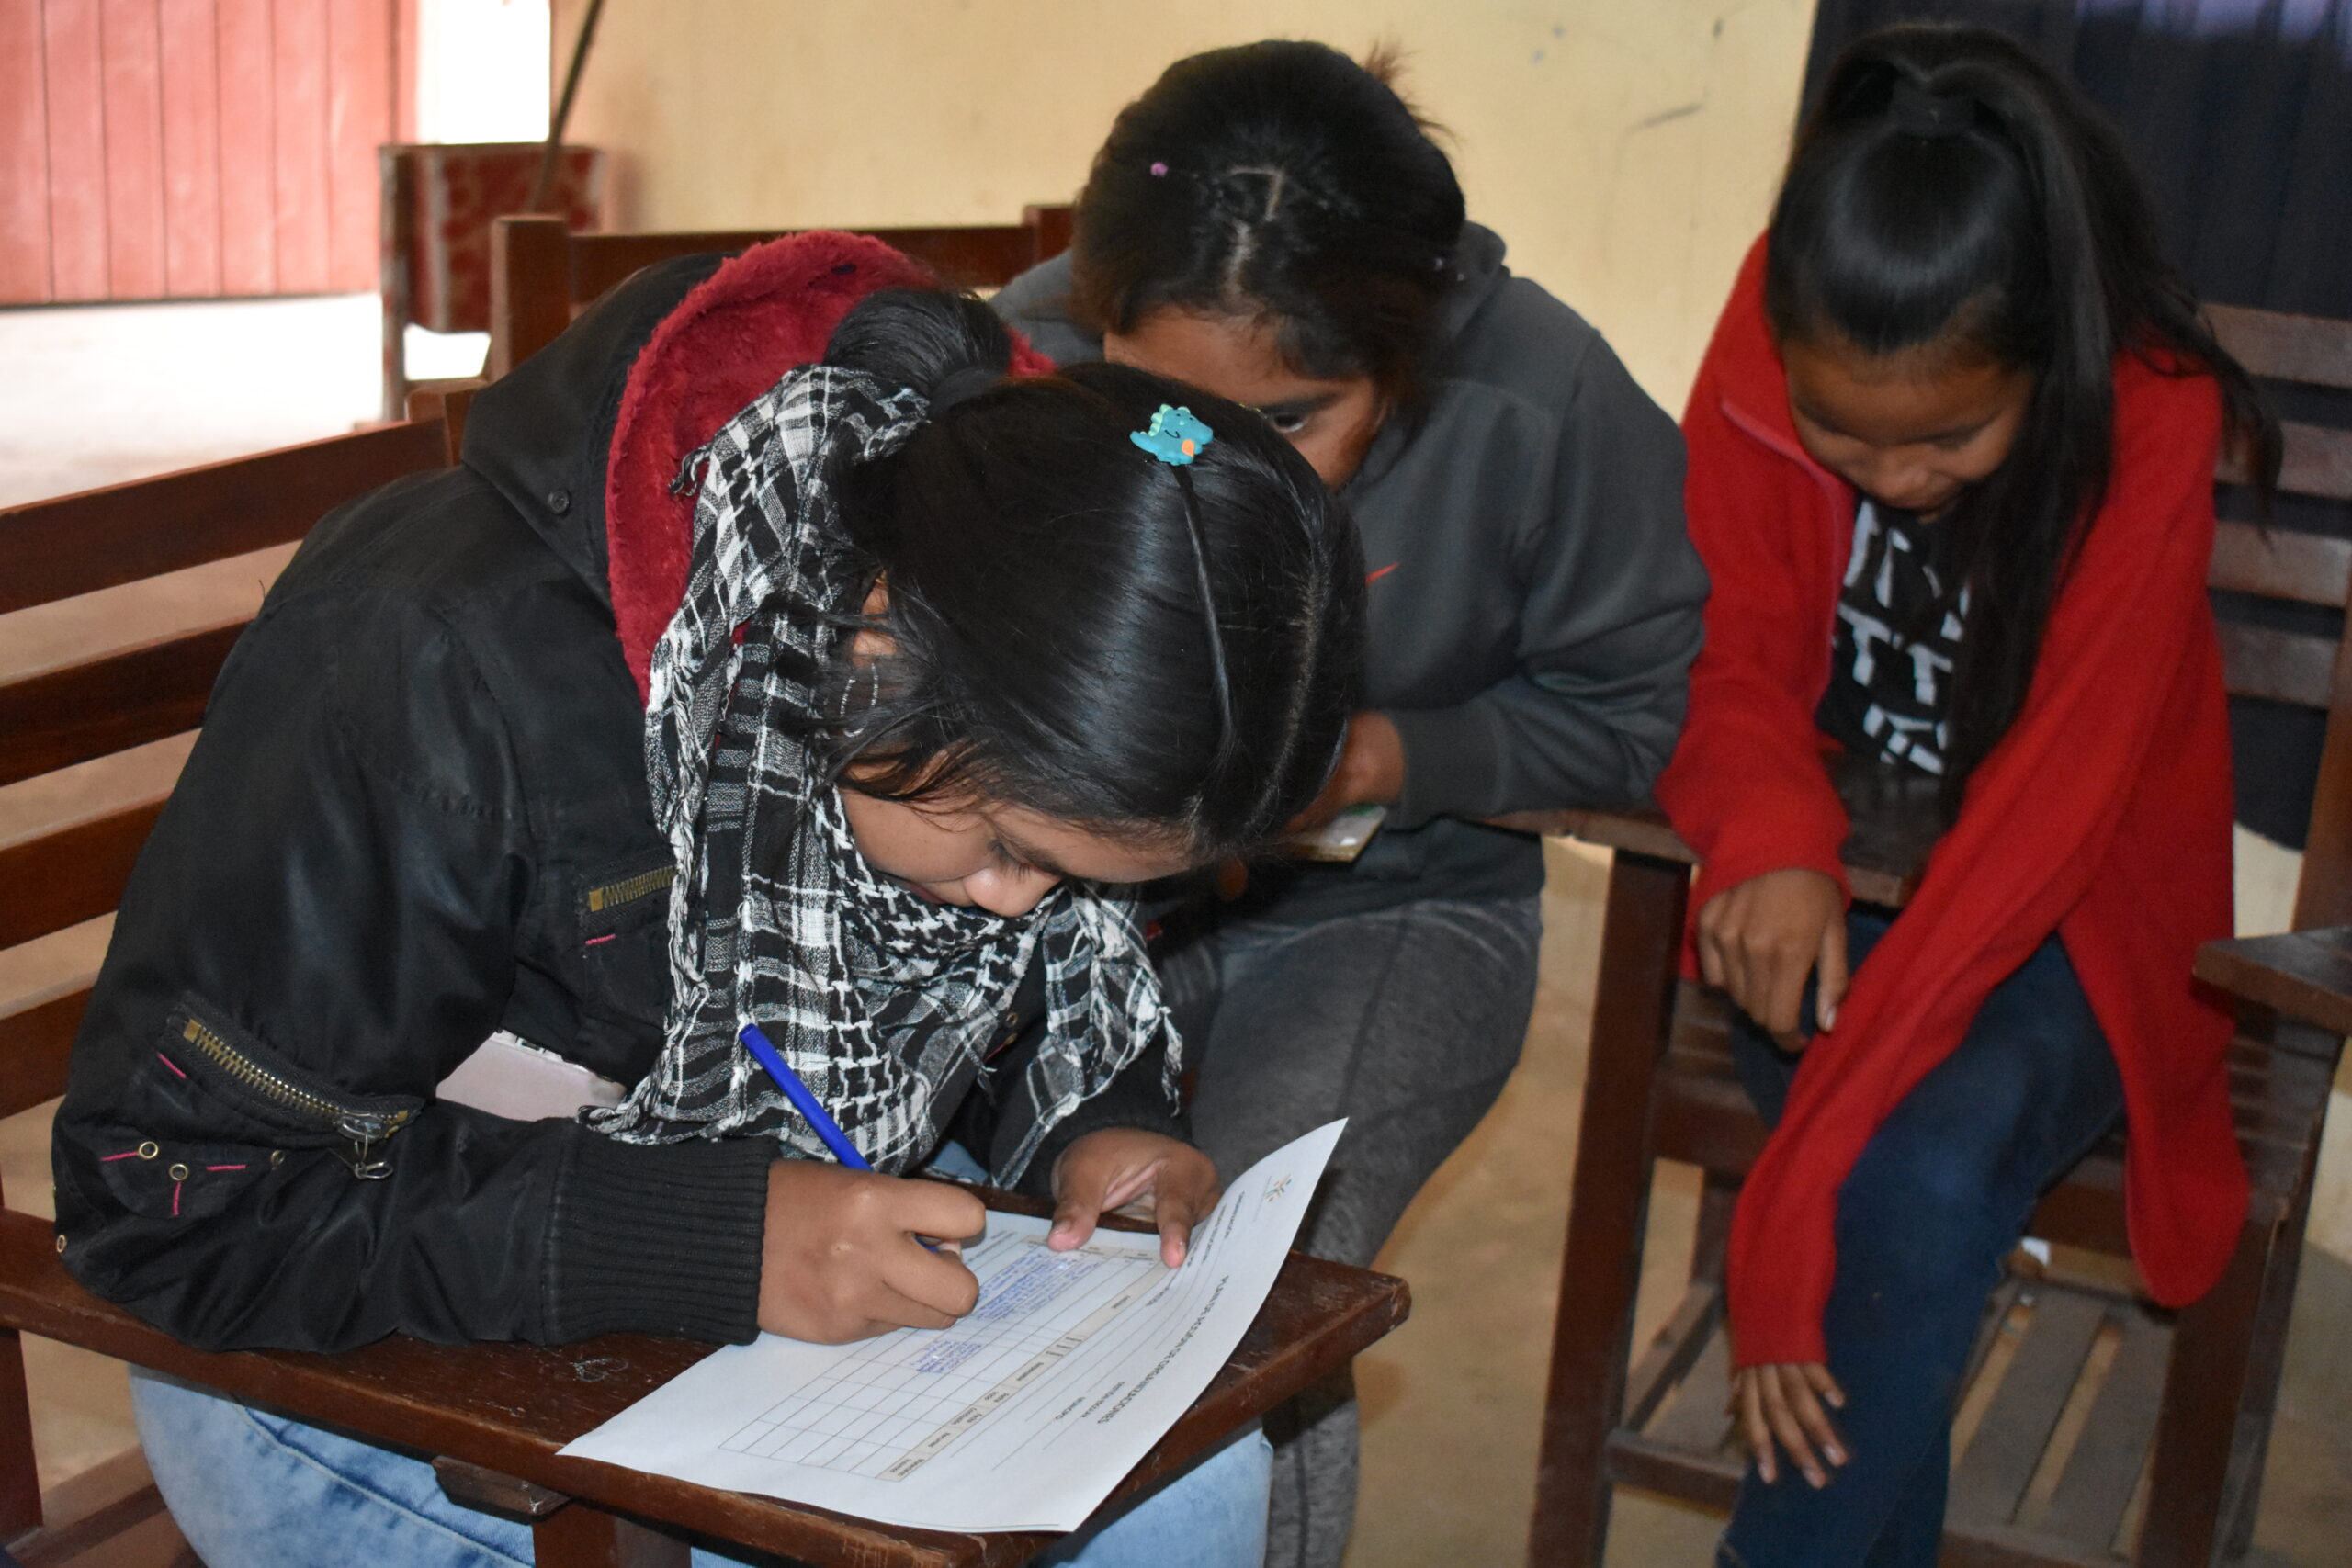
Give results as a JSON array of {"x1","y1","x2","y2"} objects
[{"x1": 604, "y1": 231, "x2": 1054, "y2": 703}]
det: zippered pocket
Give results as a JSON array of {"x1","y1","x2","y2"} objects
[
  {"x1": 163, "y1": 998, "x2": 424, "y2": 1180},
  {"x1": 576, "y1": 855, "x2": 674, "y2": 1047}
]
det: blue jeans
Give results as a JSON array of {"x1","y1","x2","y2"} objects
[
  {"x1": 131, "y1": 1369, "x2": 1268, "y2": 1568},
  {"x1": 1717, "y1": 912, "x2": 2123, "y2": 1568}
]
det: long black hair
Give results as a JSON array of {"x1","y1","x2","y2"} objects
[
  {"x1": 1067, "y1": 40, "x2": 1464, "y2": 409},
  {"x1": 1769, "y1": 23, "x2": 2276, "y2": 808},
  {"x1": 817, "y1": 288, "x2": 1364, "y2": 863}
]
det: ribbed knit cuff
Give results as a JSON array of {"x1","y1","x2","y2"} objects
[
  {"x1": 543, "y1": 1126, "x2": 773, "y2": 1345},
  {"x1": 1383, "y1": 705, "x2": 1501, "y2": 831}
]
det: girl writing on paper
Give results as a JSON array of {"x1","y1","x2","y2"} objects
[
  {"x1": 52, "y1": 240, "x2": 1362, "y2": 1568},
  {"x1": 1659, "y1": 25, "x2": 2272, "y2": 1566}
]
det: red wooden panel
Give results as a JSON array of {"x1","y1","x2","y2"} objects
[
  {"x1": 159, "y1": 0, "x2": 223, "y2": 297},
  {"x1": 393, "y1": 0, "x2": 419, "y2": 141},
  {"x1": 270, "y1": 0, "x2": 328, "y2": 293},
  {"x1": 99, "y1": 0, "x2": 167, "y2": 299},
  {"x1": 44, "y1": 0, "x2": 110, "y2": 300},
  {"x1": 215, "y1": 0, "x2": 274, "y2": 293},
  {"x1": 0, "y1": 0, "x2": 51, "y2": 303},
  {"x1": 325, "y1": 0, "x2": 391, "y2": 293}
]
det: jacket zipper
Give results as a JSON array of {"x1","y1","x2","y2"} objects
[
  {"x1": 586, "y1": 865, "x2": 674, "y2": 913},
  {"x1": 179, "y1": 1016, "x2": 413, "y2": 1180}
]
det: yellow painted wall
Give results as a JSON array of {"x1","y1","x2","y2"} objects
[{"x1": 553, "y1": 0, "x2": 1819, "y2": 411}]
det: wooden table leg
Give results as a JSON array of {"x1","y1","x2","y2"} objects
[
  {"x1": 1526, "y1": 851, "x2": 1689, "y2": 1568},
  {"x1": 0, "y1": 1326, "x2": 41, "y2": 1538},
  {"x1": 2139, "y1": 1220, "x2": 2270, "y2": 1568},
  {"x1": 533, "y1": 1502, "x2": 692, "y2": 1568}
]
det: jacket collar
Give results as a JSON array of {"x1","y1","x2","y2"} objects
[{"x1": 1704, "y1": 234, "x2": 1856, "y2": 525}]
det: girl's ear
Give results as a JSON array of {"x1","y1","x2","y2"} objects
[{"x1": 861, "y1": 574, "x2": 889, "y2": 618}]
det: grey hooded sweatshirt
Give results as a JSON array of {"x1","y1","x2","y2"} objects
[{"x1": 992, "y1": 223, "x2": 1707, "y2": 921}]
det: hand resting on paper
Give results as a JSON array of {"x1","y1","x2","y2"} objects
[
  {"x1": 757, "y1": 1161, "x2": 986, "y2": 1343},
  {"x1": 1047, "y1": 1129, "x2": 1221, "y2": 1269},
  {"x1": 1697, "y1": 867, "x2": 1849, "y2": 1050}
]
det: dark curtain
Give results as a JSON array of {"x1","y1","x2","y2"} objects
[{"x1": 1799, "y1": 0, "x2": 2352, "y2": 846}]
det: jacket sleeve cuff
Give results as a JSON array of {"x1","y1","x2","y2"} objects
[
  {"x1": 1382, "y1": 705, "x2": 1505, "y2": 830},
  {"x1": 543, "y1": 1125, "x2": 773, "y2": 1345}
]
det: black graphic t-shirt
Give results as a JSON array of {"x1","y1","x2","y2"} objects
[{"x1": 1816, "y1": 500, "x2": 1968, "y2": 777}]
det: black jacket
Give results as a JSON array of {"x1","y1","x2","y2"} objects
[
  {"x1": 994, "y1": 226, "x2": 1707, "y2": 920},
  {"x1": 51, "y1": 254, "x2": 1173, "y2": 1354}
]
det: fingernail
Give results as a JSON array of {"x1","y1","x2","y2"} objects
[
  {"x1": 1826, "y1": 1444, "x2": 1846, "y2": 1465},
  {"x1": 1806, "y1": 1469, "x2": 1825, "y2": 1489}
]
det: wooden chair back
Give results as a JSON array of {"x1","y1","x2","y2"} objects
[
  {"x1": 486, "y1": 205, "x2": 1074, "y2": 381},
  {"x1": 0, "y1": 415, "x2": 467, "y2": 1129},
  {"x1": 0, "y1": 409, "x2": 462, "y2": 1558},
  {"x1": 1521, "y1": 303, "x2": 2352, "y2": 1568},
  {"x1": 2205, "y1": 304, "x2": 2352, "y2": 929}
]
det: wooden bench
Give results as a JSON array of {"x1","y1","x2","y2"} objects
[
  {"x1": 1517, "y1": 304, "x2": 2352, "y2": 1568},
  {"x1": 0, "y1": 393, "x2": 1407, "y2": 1565},
  {"x1": 485, "y1": 205, "x2": 1073, "y2": 383}
]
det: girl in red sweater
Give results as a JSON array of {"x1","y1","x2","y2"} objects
[{"x1": 1657, "y1": 25, "x2": 2275, "y2": 1565}]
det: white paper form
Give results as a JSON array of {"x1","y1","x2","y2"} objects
[{"x1": 558, "y1": 1120, "x2": 1345, "y2": 1533}]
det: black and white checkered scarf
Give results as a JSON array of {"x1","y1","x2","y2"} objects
[{"x1": 587, "y1": 365, "x2": 1178, "y2": 1180}]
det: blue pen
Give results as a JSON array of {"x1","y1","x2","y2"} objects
[
  {"x1": 741, "y1": 1023, "x2": 956, "y2": 1254},
  {"x1": 739, "y1": 1023, "x2": 873, "y2": 1169}
]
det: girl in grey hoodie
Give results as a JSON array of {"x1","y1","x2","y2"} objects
[{"x1": 992, "y1": 40, "x2": 1707, "y2": 1568}]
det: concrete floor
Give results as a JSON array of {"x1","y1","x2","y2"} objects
[{"x1": 2, "y1": 297, "x2": 2347, "y2": 1564}]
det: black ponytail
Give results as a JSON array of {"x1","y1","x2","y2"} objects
[
  {"x1": 1769, "y1": 23, "x2": 2277, "y2": 812},
  {"x1": 815, "y1": 288, "x2": 1363, "y2": 861},
  {"x1": 820, "y1": 288, "x2": 1012, "y2": 403}
]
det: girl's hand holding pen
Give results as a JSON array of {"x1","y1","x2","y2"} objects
[
  {"x1": 757, "y1": 1161, "x2": 986, "y2": 1343},
  {"x1": 1047, "y1": 1130, "x2": 1221, "y2": 1268}
]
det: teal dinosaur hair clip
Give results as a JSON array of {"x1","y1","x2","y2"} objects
[{"x1": 1131, "y1": 404, "x2": 1215, "y2": 465}]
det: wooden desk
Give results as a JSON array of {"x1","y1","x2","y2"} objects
[{"x1": 3, "y1": 1195, "x2": 1406, "y2": 1568}]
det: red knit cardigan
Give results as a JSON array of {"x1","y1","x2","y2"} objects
[{"x1": 1656, "y1": 238, "x2": 2250, "y2": 1369}]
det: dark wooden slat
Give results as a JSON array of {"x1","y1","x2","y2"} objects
[
  {"x1": 2199, "y1": 929, "x2": 2352, "y2": 1039},
  {"x1": 1937, "y1": 1520, "x2": 2122, "y2": 1568},
  {"x1": 1642, "y1": 1320, "x2": 1736, "y2": 1459},
  {"x1": 0, "y1": 421, "x2": 446, "y2": 615},
  {"x1": 2218, "y1": 622, "x2": 2337, "y2": 710},
  {"x1": 564, "y1": 223, "x2": 1044, "y2": 307},
  {"x1": 1604, "y1": 1427, "x2": 1743, "y2": 1513},
  {"x1": 532, "y1": 1503, "x2": 688, "y2": 1568},
  {"x1": 2209, "y1": 304, "x2": 2352, "y2": 392},
  {"x1": 2040, "y1": 1312, "x2": 2169, "y2": 1551},
  {"x1": 2207, "y1": 521, "x2": 2352, "y2": 608},
  {"x1": 0, "y1": 1207, "x2": 1405, "y2": 1568},
  {"x1": 1948, "y1": 1291, "x2": 2108, "y2": 1529},
  {"x1": 1506, "y1": 754, "x2": 1937, "y2": 908},
  {"x1": 489, "y1": 214, "x2": 571, "y2": 380},
  {"x1": 0, "y1": 798, "x2": 164, "y2": 951},
  {"x1": 1622, "y1": 1282, "x2": 1722, "y2": 1431},
  {"x1": 0, "y1": 988, "x2": 88, "y2": 1122},
  {"x1": 11, "y1": 1480, "x2": 167, "y2": 1567},
  {"x1": 0, "y1": 627, "x2": 237, "y2": 787},
  {"x1": 2275, "y1": 422, "x2": 2352, "y2": 504}
]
